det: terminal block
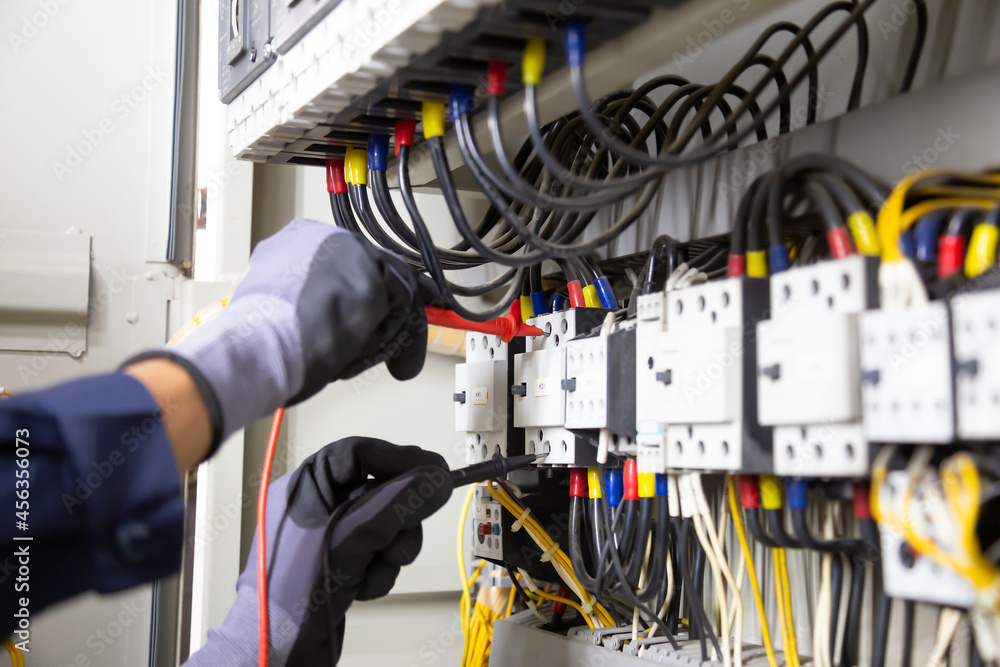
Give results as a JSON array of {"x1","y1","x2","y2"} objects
[
  {"x1": 455, "y1": 332, "x2": 524, "y2": 464},
  {"x1": 471, "y1": 486, "x2": 504, "y2": 562},
  {"x1": 951, "y1": 288, "x2": 1000, "y2": 440},
  {"x1": 756, "y1": 256, "x2": 878, "y2": 477},
  {"x1": 860, "y1": 302, "x2": 956, "y2": 443},
  {"x1": 657, "y1": 278, "x2": 771, "y2": 472},
  {"x1": 513, "y1": 309, "x2": 609, "y2": 466}
]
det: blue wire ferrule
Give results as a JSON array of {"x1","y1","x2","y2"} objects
[
  {"x1": 367, "y1": 134, "x2": 390, "y2": 172},
  {"x1": 899, "y1": 228, "x2": 917, "y2": 260},
  {"x1": 530, "y1": 291, "x2": 550, "y2": 316},
  {"x1": 768, "y1": 244, "x2": 791, "y2": 274},
  {"x1": 565, "y1": 18, "x2": 586, "y2": 67},
  {"x1": 606, "y1": 469, "x2": 624, "y2": 508},
  {"x1": 594, "y1": 276, "x2": 618, "y2": 309},
  {"x1": 786, "y1": 478, "x2": 808, "y2": 512},
  {"x1": 550, "y1": 293, "x2": 566, "y2": 312},
  {"x1": 655, "y1": 473, "x2": 669, "y2": 497},
  {"x1": 915, "y1": 214, "x2": 942, "y2": 261},
  {"x1": 449, "y1": 85, "x2": 476, "y2": 122}
]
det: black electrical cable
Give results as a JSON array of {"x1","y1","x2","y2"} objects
[
  {"x1": 454, "y1": 115, "x2": 662, "y2": 259},
  {"x1": 674, "y1": 517, "x2": 723, "y2": 661},
  {"x1": 635, "y1": 495, "x2": 670, "y2": 602},
  {"x1": 744, "y1": 508, "x2": 780, "y2": 548},
  {"x1": 398, "y1": 144, "x2": 526, "y2": 320},
  {"x1": 829, "y1": 553, "x2": 844, "y2": 667},
  {"x1": 569, "y1": 0, "x2": 877, "y2": 168},
  {"x1": 569, "y1": 496, "x2": 600, "y2": 590},
  {"x1": 594, "y1": 467, "x2": 681, "y2": 649},
  {"x1": 841, "y1": 554, "x2": 865, "y2": 667},
  {"x1": 765, "y1": 508, "x2": 801, "y2": 548},
  {"x1": 871, "y1": 582, "x2": 892, "y2": 667},
  {"x1": 625, "y1": 497, "x2": 654, "y2": 585},
  {"x1": 329, "y1": 192, "x2": 348, "y2": 229},
  {"x1": 505, "y1": 566, "x2": 532, "y2": 609},
  {"x1": 902, "y1": 600, "x2": 915, "y2": 667},
  {"x1": 900, "y1": 0, "x2": 927, "y2": 93}
]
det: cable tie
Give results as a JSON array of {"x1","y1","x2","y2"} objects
[
  {"x1": 512, "y1": 507, "x2": 531, "y2": 532},
  {"x1": 580, "y1": 601, "x2": 594, "y2": 615},
  {"x1": 540, "y1": 541, "x2": 560, "y2": 563}
]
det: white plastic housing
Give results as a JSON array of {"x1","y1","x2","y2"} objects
[
  {"x1": 951, "y1": 288, "x2": 1000, "y2": 439},
  {"x1": 471, "y1": 486, "x2": 504, "y2": 561},
  {"x1": 859, "y1": 303, "x2": 955, "y2": 443},
  {"x1": 459, "y1": 332, "x2": 511, "y2": 464},
  {"x1": 564, "y1": 336, "x2": 610, "y2": 430}
]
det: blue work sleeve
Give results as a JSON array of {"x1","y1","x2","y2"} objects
[{"x1": 0, "y1": 373, "x2": 184, "y2": 638}]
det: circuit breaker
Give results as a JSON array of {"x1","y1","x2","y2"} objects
[
  {"x1": 951, "y1": 288, "x2": 1000, "y2": 440},
  {"x1": 660, "y1": 278, "x2": 771, "y2": 472},
  {"x1": 513, "y1": 309, "x2": 608, "y2": 466},
  {"x1": 860, "y1": 302, "x2": 956, "y2": 443},
  {"x1": 456, "y1": 331, "x2": 524, "y2": 464},
  {"x1": 757, "y1": 255, "x2": 878, "y2": 477}
]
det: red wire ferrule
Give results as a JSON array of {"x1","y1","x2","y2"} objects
[
  {"x1": 852, "y1": 481, "x2": 872, "y2": 520},
  {"x1": 826, "y1": 227, "x2": 855, "y2": 260},
  {"x1": 567, "y1": 280, "x2": 585, "y2": 308},
  {"x1": 727, "y1": 254, "x2": 746, "y2": 278},
  {"x1": 488, "y1": 61, "x2": 508, "y2": 96},
  {"x1": 937, "y1": 234, "x2": 965, "y2": 278},
  {"x1": 325, "y1": 158, "x2": 347, "y2": 194},
  {"x1": 552, "y1": 586, "x2": 571, "y2": 614},
  {"x1": 394, "y1": 119, "x2": 417, "y2": 156},
  {"x1": 738, "y1": 475, "x2": 760, "y2": 509},
  {"x1": 623, "y1": 460, "x2": 639, "y2": 501},
  {"x1": 569, "y1": 468, "x2": 588, "y2": 498}
]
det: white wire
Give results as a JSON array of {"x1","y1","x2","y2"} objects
[{"x1": 926, "y1": 609, "x2": 963, "y2": 667}]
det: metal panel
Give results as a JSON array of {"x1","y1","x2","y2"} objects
[{"x1": 0, "y1": 230, "x2": 91, "y2": 357}]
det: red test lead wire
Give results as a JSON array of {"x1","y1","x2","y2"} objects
[{"x1": 424, "y1": 306, "x2": 544, "y2": 343}]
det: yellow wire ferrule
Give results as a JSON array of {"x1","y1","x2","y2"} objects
[
  {"x1": 965, "y1": 223, "x2": 999, "y2": 278},
  {"x1": 587, "y1": 468, "x2": 603, "y2": 499},
  {"x1": 520, "y1": 295, "x2": 534, "y2": 321},
  {"x1": 847, "y1": 211, "x2": 881, "y2": 255},
  {"x1": 422, "y1": 100, "x2": 447, "y2": 139},
  {"x1": 760, "y1": 475, "x2": 783, "y2": 510},
  {"x1": 747, "y1": 250, "x2": 768, "y2": 278},
  {"x1": 522, "y1": 39, "x2": 546, "y2": 86},
  {"x1": 582, "y1": 284, "x2": 600, "y2": 308},
  {"x1": 638, "y1": 472, "x2": 656, "y2": 499},
  {"x1": 343, "y1": 148, "x2": 354, "y2": 185},
  {"x1": 346, "y1": 147, "x2": 368, "y2": 186}
]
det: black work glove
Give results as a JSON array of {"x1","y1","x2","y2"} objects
[{"x1": 285, "y1": 437, "x2": 453, "y2": 665}]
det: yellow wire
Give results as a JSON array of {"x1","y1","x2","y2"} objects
[
  {"x1": 2, "y1": 640, "x2": 22, "y2": 667},
  {"x1": 488, "y1": 481, "x2": 614, "y2": 627},
  {"x1": 778, "y1": 549, "x2": 799, "y2": 667},
  {"x1": 773, "y1": 550, "x2": 792, "y2": 666},
  {"x1": 504, "y1": 581, "x2": 517, "y2": 617},
  {"x1": 532, "y1": 587, "x2": 595, "y2": 626},
  {"x1": 457, "y1": 485, "x2": 477, "y2": 639},
  {"x1": 728, "y1": 477, "x2": 779, "y2": 667}
]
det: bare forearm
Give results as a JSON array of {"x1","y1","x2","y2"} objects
[{"x1": 125, "y1": 358, "x2": 212, "y2": 471}]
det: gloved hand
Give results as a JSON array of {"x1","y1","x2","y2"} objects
[
  {"x1": 128, "y1": 219, "x2": 430, "y2": 449},
  {"x1": 184, "y1": 438, "x2": 451, "y2": 667}
]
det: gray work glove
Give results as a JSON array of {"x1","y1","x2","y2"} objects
[
  {"x1": 184, "y1": 438, "x2": 451, "y2": 667},
  {"x1": 128, "y1": 219, "x2": 430, "y2": 450}
]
